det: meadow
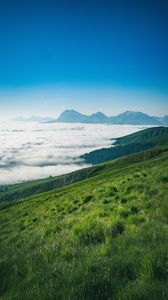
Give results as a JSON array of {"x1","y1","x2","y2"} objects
[{"x1": 0, "y1": 146, "x2": 168, "y2": 300}]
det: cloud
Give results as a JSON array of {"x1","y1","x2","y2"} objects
[{"x1": 0, "y1": 121, "x2": 146, "y2": 184}]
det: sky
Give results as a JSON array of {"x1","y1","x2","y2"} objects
[{"x1": 0, "y1": 0, "x2": 168, "y2": 118}]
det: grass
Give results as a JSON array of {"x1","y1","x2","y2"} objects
[{"x1": 0, "y1": 146, "x2": 168, "y2": 299}]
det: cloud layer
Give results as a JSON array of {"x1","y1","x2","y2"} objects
[{"x1": 0, "y1": 121, "x2": 147, "y2": 184}]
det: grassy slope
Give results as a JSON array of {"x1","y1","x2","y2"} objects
[
  {"x1": 82, "y1": 126, "x2": 168, "y2": 164},
  {"x1": 0, "y1": 165, "x2": 105, "y2": 203},
  {"x1": 114, "y1": 126, "x2": 168, "y2": 145},
  {"x1": 0, "y1": 146, "x2": 168, "y2": 300},
  {"x1": 1, "y1": 127, "x2": 167, "y2": 203}
]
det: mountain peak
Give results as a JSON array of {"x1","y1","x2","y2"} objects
[
  {"x1": 94, "y1": 112, "x2": 107, "y2": 117},
  {"x1": 110, "y1": 110, "x2": 162, "y2": 125},
  {"x1": 61, "y1": 109, "x2": 78, "y2": 114},
  {"x1": 56, "y1": 109, "x2": 88, "y2": 123}
]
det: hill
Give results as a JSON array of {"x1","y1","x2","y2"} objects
[
  {"x1": 1, "y1": 126, "x2": 167, "y2": 203},
  {"x1": 82, "y1": 126, "x2": 168, "y2": 164},
  {"x1": 0, "y1": 146, "x2": 168, "y2": 300},
  {"x1": 49, "y1": 109, "x2": 168, "y2": 125},
  {"x1": 113, "y1": 126, "x2": 168, "y2": 145}
]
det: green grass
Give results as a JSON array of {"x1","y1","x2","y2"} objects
[{"x1": 0, "y1": 146, "x2": 168, "y2": 300}]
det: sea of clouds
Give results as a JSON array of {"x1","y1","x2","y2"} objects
[{"x1": 0, "y1": 121, "x2": 148, "y2": 184}]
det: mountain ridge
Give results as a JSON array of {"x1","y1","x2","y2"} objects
[
  {"x1": 48, "y1": 109, "x2": 168, "y2": 125},
  {"x1": 13, "y1": 116, "x2": 54, "y2": 122},
  {"x1": 13, "y1": 110, "x2": 168, "y2": 125}
]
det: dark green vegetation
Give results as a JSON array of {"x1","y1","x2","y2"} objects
[
  {"x1": 0, "y1": 145, "x2": 168, "y2": 300},
  {"x1": 82, "y1": 126, "x2": 168, "y2": 164}
]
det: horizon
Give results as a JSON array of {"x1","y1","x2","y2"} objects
[
  {"x1": 0, "y1": 0, "x2": 168, "y2": 118},
  {"x1": 9, "y1": 108, "x2": 168, "y2": 121},
  {"x1": 0, "y1": 85, "x2": 168, "y2": 119},
  {"x1": 1, "y1": 108, "x2": 168, "y2": 122}
]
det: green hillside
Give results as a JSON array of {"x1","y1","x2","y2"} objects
[
  {"x1": 114, "y1": 126, "x2": 168, "y2": 145},
  {"x1": 82, "y1": 126, "x2": 168, "y2": 164},
  {"x1": 0, "y1": 146, "x2": 168, "y2": 300},
  {"x1": 1, "y1": 127, "x2": 167, "y2": 204},
  {"x1": 0, "y1": 165, "x2": 105, "y2": 203}
]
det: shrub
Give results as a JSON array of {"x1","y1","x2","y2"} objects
[
  {"x1": 105, "y1": 186, "x2": 118, "y2": 197},
  {"x1": 142, "y1": 172, "x2": 147, "y2": 177},
  {"x1": 159, "y1": 174, "x2": 168, "y2": 183},
  {"x1": 103, "y1": 198, "x2": 111, "y2": 204},
  {"x1": 73, "y1": 199, "x2": 80, "y2": 204},
  {"x1": 83, "y1": 194, "x2": 93, "y2": 203},
  {"x1": 73, "y1": 219, "x2": 106, "y2": 245},
  {"x1": 121, "y1": 198, "x2": 127, "y2": 204},
  {"x1": 111, "y1": 220, "x2": 125, "y2": 237},
  {"x1": 32, "y1": 217, "x2": 38, "y2": 222},
  {"x1": 127, "y1": 185, "x2": 134, "y2": 192},
  {"x1": 130, "y1": 215, "x2": 145, "y2": 225},
  {"x1": 120, "y1": 209, "x2": 130, "y2": 218},
  {"x1": 130, "y1": 206, "x2": 139, "y2": 214},
  {"x1": 68, "y1": 205, "x2": 78, "y2": 213}
]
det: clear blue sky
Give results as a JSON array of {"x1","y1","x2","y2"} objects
[{"x1": 0, "y1": 0, "x2": 168, "y2": 117}]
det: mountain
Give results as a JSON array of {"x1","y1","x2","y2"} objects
[
  {"x1": 155, "y1": 115, "x2": 168, "y2": 126},
  {"x1": 52, "y1": 109, "x2": 89, "y2": 123},
  {"x1": 109, "y1": 111, "x2": 162, "y2": 125},
  {"x1": 81, "y1": 126, "x2": 168, "y2": 164},
  {"x1": 88, "y1": 112, "x2": 109, "y2": 123},
  {"x1": 13, "y1": 116, "x2": 54, "y2": 122},
  {"x1": 49, "y1": 109, "x2": 109, "y2": 123},
  {"x1": 13, "y1": 111, "x2": 168, "y2": 125},
  {"x1": 0, "y1": 146, "x2": 168, "y2": 299},
  {"x1": 51, "y1": 109, "x2": 166, "y2": 125}
]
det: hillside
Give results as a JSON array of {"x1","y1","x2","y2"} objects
[
  {"x1": 1, "y1": 127, "x2": 167, "y2": 203},
  {"x1": 0, "y1": 165, "x2": 106, "y2": 203},
  {"x1": 0, "y1": 146, "x2": 168, "y2": 300},
  {"x1": 114, "y1": 126, "x2": 168, "y2": 145},
  {"x1": 82, "y1": 126, "x2": 168, "y2": 164}
]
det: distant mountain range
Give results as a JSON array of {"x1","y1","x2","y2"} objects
[
  {"x1": 48, "y1": 109, "x2": 168, "y2": 125},
  {"x1": 13, "y1": 116, "x2": 54, "y2": 122},
  {"x1": 13, "y1": 110, "x2": 168, "y2": 125}
]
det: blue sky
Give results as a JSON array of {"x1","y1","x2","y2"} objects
[{"x1": 0, "y1": 0, "x2": 168, "y2": 117}]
